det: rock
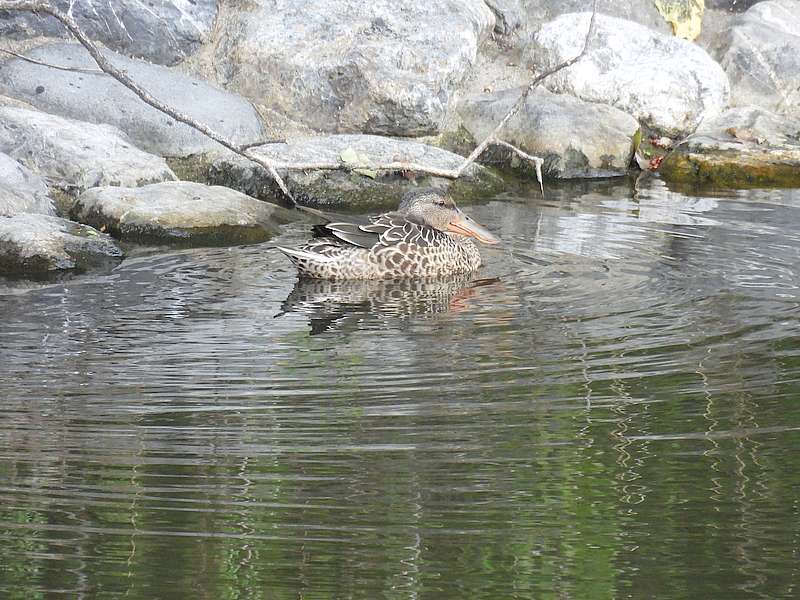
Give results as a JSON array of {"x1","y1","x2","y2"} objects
[
  {"x1": 210, "y1": 0, "x2": 495, "y2": 136},
  {"x1": 0, "y1": 0, "x2": 216, "y2": 65},
  {"x1": 0, "y1": 213, "x2": 122, "y2": 274},
  {"x1": 0, "y1": 152, "x2": 54, "y2": 216},
  {"x1": 0, "y1": 42, "x2": 265, "y2": 158},
  {"x1": 526, "y1": 0, "x2": 671, "y2": 32},
  {"x1": 660, "y1": 106, "x2": 800, "y2": 186},
  {"x1": 533, "y1": 12, "x2": 729, "y2": 136},
  {"x1": 69, "y1": 181, "x2": 296, "y2": 246},
  {"x1": 207, "y1": 134, "x2": 502, "y2": 211},
  {"x1": 695, "y1": 8, "x2": 736, "y2": 53},
  {"x1": 713, "y1": 0, "x2": 800, "y2": 117},
  {"x1": 0, "y1": 106, "x2": 176, "y2": 194},
  {"x1": 484, "y1": 0, "x2": 526, "y2": 35},
  {"x1": 459, "y1": 87, "x2": 640, "y2": 178}
]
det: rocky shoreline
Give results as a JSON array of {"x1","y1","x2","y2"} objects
[{"x1": 1, "y1": 0, "x2": 799, "y2": 275}]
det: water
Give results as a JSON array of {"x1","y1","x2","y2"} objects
[{"x1": 1, "y1": 176, "x2": 799, "y2": 599}]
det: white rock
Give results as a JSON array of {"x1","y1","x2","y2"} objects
[
  {"x1": 714, "y1": 0, "x2": 800, "y2": 117},
  {"x1": 533, "y1": 12, "x2": 730, "y2": 135},
  {"x1": 0, "y1": 107, "x2": 176, "y2": 194}
]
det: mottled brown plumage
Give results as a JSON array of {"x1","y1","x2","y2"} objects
[{"x1": 279, "y1": 189, "x2": 499, "y2": 280}]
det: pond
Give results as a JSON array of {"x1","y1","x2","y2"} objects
[{"x1": 1, "y1": 176, "x2": 799, "y2": 599}]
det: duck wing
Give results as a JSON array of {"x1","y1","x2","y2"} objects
[{"x1": 315, "y1": 213, "x2": 438, "y2": 249}]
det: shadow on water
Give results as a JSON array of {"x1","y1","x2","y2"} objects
[{"x1": 1, "y1": 176, "x2": 799, "y2": 599}]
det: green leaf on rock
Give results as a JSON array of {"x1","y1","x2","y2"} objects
[{"x1": 340, "y1": 147, "x2": 377, "y2": 178}]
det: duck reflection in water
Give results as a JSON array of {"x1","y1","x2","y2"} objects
[
  {"x1": 277, "y1": 275, "x2": 501, "y2": 335},
  {"x1": 275, "y1": 187, "x2": 503, "y2": 333}
]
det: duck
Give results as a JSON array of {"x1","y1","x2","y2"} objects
[{"x1": 278, "y1": 188, "x2": 500, "y2": 280}]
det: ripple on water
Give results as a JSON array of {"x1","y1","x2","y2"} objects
[{"x1": 1, "y1": 178, "x2": 799, "y2": 599}]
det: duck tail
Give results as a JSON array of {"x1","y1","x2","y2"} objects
[
  {"x1": 277, "y1": 246, "x2": 314, "y2": 263},
  {"x1": 277, "y1": 246, "x2": 335, "y2": 269}
]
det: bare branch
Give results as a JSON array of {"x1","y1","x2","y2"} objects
[
  {"x1": 453, "y1": 0, "x2": 598, "y2": 178},
  {"x1": 238, "y1": 139, "x2": 287, "y2": 151},
  {"x1": 275, "y1": 160, "x2": 461, "y2": 178},
  {"x1": 491, "y1": 139, "x2": 545, "y2": 197},
  {"x1": 0, "y1": 0, "x2": 298, "y2": 202},
  {"x1": 0, "y1": 47, "x2": 103, "y2": 73}
]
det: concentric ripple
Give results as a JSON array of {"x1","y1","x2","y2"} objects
[{"x1": 1, "y1": 177, "x2": 799, "y2": 599}]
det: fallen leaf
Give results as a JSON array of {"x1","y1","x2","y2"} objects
[
  {"x1": 726, "y1": 127, "x2": 765, "y2": 144},
  {"x1": 340, "y1": 146, "x2": 376, "y2": 177},
  {"x1": 339, "y1": 147, "x2": 360, "y2": 165}
]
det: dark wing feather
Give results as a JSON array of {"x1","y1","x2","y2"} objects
[
  {"x1": 366, "y1": 214, "x2": 436, "y2": 248},
  {"x1": 311, "y1": 213, "x2": 440, "y2": 250},
  {"x1": 320, "y1": 222, "x2": 381, "y2": 248}
]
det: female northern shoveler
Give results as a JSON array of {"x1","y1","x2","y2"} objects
[{"x1": 278, "y1": 189, "x2": 500, "y2": 280}]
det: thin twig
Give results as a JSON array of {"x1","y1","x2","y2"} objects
[
  {"x1": 238, "y1": 139, "x2": 287, "y2": 151},
  {"x1": 491, "y1": 139, "x2": 545, "y2": 197},
  {"x1": 0, "y1": 47, "x2": 104, "y2": 73}
]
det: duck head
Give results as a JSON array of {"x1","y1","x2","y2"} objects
[{"x1": 398, "y1": 189, "x2": 500, "y2": 245}]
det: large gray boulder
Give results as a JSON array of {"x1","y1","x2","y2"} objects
[
  {"x1": 210, "y1": 0, "x2": 495, "y2": 136},
  {"x1": 459, "y1": 87, "x2": 640, "y2": 178},
  {"x1": 660, "y1": 106, "x2": 800, "y2": 187},
  {"x1": 0, "y1": 0, "x2": 216, "y2": 65},
  {"x1": 521, "y1": 0, "x2": 670, "y2": 34},
  {"x1": 533, "y1": 12, "x2": 729, "y2": 136},
  {"x1": 0, "y1": 106, "x2": 176, "y2": 194},
  {"x1": 0, "y1": 152, "x2": 54, "y2": 216},
  {"x1": 0, "y1": 43, "x2": 265, "y2": 158},
  {"x1": 69, "y1": 181, "x2": 296, "y2": 246},
  {"x1": 713, "y1": 0, "x2": 800, "y2": 117},
  {"x1": 0, "y1": 213, "x2": 122, "y2": 274},
  {"x1": 208, "y1": 134, "x2": 501, "y2": 211}
]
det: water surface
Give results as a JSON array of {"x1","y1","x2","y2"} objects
[{"x1": 1, "y1": 177, "x2": 799, "y2": 599}]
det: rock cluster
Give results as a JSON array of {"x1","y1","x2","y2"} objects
[{"x1": 0, "y1": 0, "x2": 798, "y2": 276}]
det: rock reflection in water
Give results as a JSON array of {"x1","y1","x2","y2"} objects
[{"x1": 277, "y1": 274, "x2": 501, "y2": 334}]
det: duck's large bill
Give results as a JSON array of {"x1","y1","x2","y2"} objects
[{"x1": 446, "y1": 211, "x2": 500, "y2": 245}]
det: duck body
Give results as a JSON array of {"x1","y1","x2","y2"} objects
[
  {"x1": 278, "y1": 189, "x2": 499, "y2": 280},
  {"x1": 281, "y1": 215, "x2": 483, "y2": 279}
]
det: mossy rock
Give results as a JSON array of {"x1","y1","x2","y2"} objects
[
  {"x1": 660, "y1": 148, "x2": 800, "y2": 188},
  {"x1": 659, "y1": 106, "x2": 800, "y2": 188},
  {"x1": 0, "y1": 214, "x2": 122, "y2": 275}
]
